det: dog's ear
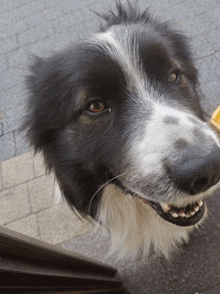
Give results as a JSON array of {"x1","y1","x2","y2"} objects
[{"x1": 22, "y1": 53, "x2": 76, "y2": 151}]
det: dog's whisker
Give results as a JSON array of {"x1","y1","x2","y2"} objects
[{"x1": 88, "y1": 173, "x2": 127, "y2": 215}]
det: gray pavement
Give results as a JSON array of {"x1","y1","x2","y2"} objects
[{"x1": 0, "y1": 0, "x2": 220, "y2": 293}]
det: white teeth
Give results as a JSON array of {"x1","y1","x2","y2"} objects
[
  {"x1": 179, "y1": 211, "x2": 186, "y2": 218},
  {"x1": 185, "y1": 212, "x2": 191, "y2": 218},
  {"x1": 159, "y1": 200, "x2": 204, "y2": 219},
  {"x1": 161, "y1": 202, "x2": 171, "y2": 212},
  {"x1": 193, "y1": 205, "x2": 200, "y2": 212},
  {"x1": 171, "y1": 211, "x2": 178, "y2": 218},
  {"x1": 198, "y1": 200, "x2": 203, "y2": 207}
]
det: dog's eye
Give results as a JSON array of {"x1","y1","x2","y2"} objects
[
  {"x1": 88, "y1": 101, "x2": 106, "y2": 113},
  {"x1": 168, "y1": 72, "x2": 178, "y2": 82}
]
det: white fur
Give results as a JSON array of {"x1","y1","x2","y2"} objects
[
  {"x1": 91, "y1": 30, "x2": 148, "y2": 98},
  {"x1": 97, "y1": 183, "x2": 201, "y2": 260}
]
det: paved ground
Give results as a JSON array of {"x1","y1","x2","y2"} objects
[
  {"x1": 0, "y1": 0, "x2": 220, "y2": 293},
  {"x1": 0, "y1": 151, "x2": 93, "y2": 243}
]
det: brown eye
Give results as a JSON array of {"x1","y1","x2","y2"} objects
[
  {"x1": 88, "y1": 101, "x2": 105, "y2": 113},
  {"x1": 168, "y1": 72, "x2": 178, "y2": 82}
]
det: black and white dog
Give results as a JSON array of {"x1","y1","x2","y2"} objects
[{"x1": 23, "y1": 2, "x2": 220, "y2": 258}]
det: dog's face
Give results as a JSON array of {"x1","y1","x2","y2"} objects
[{"x1": 24, "y1": 3, "x2": 220, "y2": 258}]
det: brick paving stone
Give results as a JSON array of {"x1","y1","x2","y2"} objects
[
  {"x1": 32, "y1": 152, "x2": 47, "y2": 177},
  {"x1": 0, "y1": 54, "x2": 8, "y2": 72},
  {"x1": 27, "y1": 173, "x2": 55, "y2": 213},
  {"x1": 20, "y1": 0, "x2": 36, "y2": 6},
  {"x1": 0, "y1": 183, "x2": 31, "y2": 225},
  {"x1": 42, "y1": 5, "x2": 64, "y2": 21},
  {"x1": 6, "y1": 46, "x2": 31, "y2": 69},
  {"x1": 37, "y1": 202, "x2": 93, "y2": 245},
  {"x1": 25, "y1": 29, "x2": 78, "y2": 57},
  {"x1": 206, "y1": 8, "x2": 220, "y2": 30},
  {"x1": 137, "y1": 0, "x2": 180, "y2": 16},
  {"x1": 19, "y1": 0, "x2": 46, "y2": 17},
  {"x1": 60, "y1": 0, "x2": 89, "y2": 14},
  {"x1": 0, "y1": 18, "x2": 28, "y2": 39},
  {"x1": 0, "y1": 68, "x2": 26, "y2": 91},
  {"x1": 15, "y1": 130, "x2": 31, "y2": 157},
  {"x1": 0, "y1": 163, "x2": 2, "y2": 191},
  {"x1": 5, "y1": 0, "x2": 45, "y2": 24},
  {"x1": 0, "y1": 0, "x2": 21, "y2": 14},
  {"x1": 45, "y1": 0, "x2": 62, "y2": 8},
  {"x1": 1, "y1": 85, "x2": 26, "y2": 112},
  {"x1": 0, "y1": 35, "x2": 18, "y2": 54},
  {"x1": 200, "y1": 80, "x2": 220, "y2": 110},
  {"x1": 173, "y1": 13, "x2": 216, "y2": 38},
  {"x1": 3, "y1": 104, "x2": 25, "y2": 133},
  {"x1": 191, "y1": 35, "x2": 216, "y2": 59},
  {"x1": 2, "y1": 151, "x2": 34, "y2": 189},
  {"x1": 0, "y1": 132, "x2": 16, "y2": 162},
  {"x1": 52, "y1": 10, "x2": 84, "y2": 33},
  {"x1": 196, "y1": 55, "x2": 220, "y2": 86},
  {"x1": 26, "y1": 11, "x2": 45, "y2": 29},
  {"x1": 5, "y1": 213, "x2": 40, "y2": 239},
  {"x1": 214, "y1": 51, "x2": 220, "y2": 61},
  {"x1": 17, "y1": 24, "x2": 50, "y2": 47}
]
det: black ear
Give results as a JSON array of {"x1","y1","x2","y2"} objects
[{"x1": 22, "y1": 53, "x2": 77, "y2": 151}]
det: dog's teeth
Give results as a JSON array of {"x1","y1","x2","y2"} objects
[
  {"x1": 198, "y1": 200, "x2": 203, "y2": 207},
  {"x1": 171, "y1": 211, "x2": 178, "y2": 218},
  {"x1": 179, "y1": 211, "x2": 185, "y2": 218},
  {"x1": 185, "y1": 212, "x2": 191, "y2": 218},
  {"x1": 161, "y1": 202, "x2": 171, "y2": 212},
  {"x1": 193, "y1": 205, "x2": 200, "y2": 212},
  {"x1": 162, "y1": 200, "x2": 204, "y2": 219}
]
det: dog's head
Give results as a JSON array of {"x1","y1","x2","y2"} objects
[{"x1": 23, "y1": 2, "x2": 220, "y2": 257}]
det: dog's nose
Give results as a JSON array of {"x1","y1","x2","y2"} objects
[{"x1": 169, "y1": 145, "x2": 220, "y2": 195}]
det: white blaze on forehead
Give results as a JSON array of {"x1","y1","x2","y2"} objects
[{"x1": 90, "y1": 30, "x2": 147, "y2": 96}]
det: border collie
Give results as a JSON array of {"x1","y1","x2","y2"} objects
[{"x1": 23, "y1": 2, "x2": 220, "y2": 259}]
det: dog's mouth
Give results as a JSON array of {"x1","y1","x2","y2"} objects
[
  {"x1": 140, "y1": 197, "x2": 205, "y2": 226},
  {"x1": 114, "y1": 179, "x2": 205, "y2": 226}
]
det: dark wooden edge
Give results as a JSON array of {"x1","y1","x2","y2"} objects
[{"x1": 0, "y1": 226, "x2": 130, "y2": 293}]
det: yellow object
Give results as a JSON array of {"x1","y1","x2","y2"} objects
[{"x1": 210, "y1": 105, "x2": 220, "y2": 132}]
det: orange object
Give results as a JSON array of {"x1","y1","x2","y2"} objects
[{"x1": 210, "y1": 105, "x2": 220, "y2": 132}]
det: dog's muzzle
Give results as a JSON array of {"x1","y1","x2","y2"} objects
[{"x1": 141, "y1": 143, "x2": 220, "y2": 227}]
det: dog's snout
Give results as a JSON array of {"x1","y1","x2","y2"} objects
[{"x1": 168, "y1": 145, "x2": 220, "y2": 195}]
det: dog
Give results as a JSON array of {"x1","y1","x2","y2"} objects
[{"x1": 22, "y1": 2, "x2": 220, "y2": 259}]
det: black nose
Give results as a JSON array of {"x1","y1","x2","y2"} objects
[{"x1": 168, "y1": 145, "x2": 220, "y2": 195}]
